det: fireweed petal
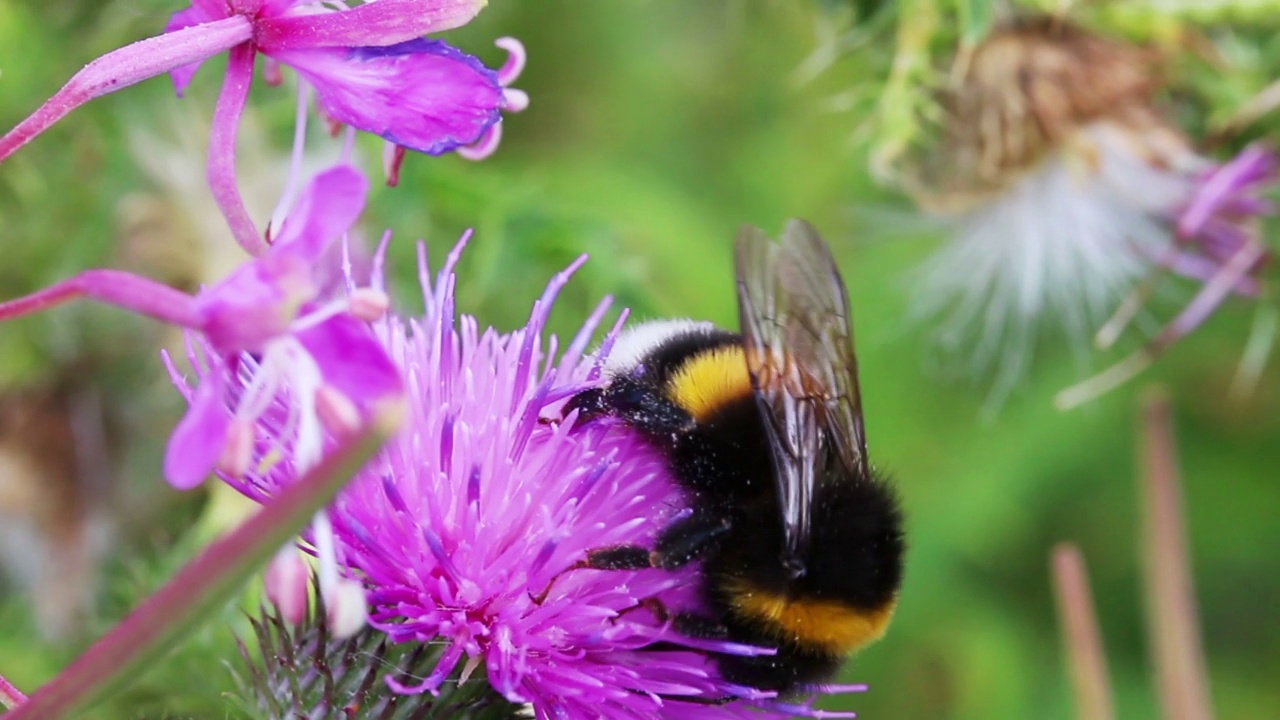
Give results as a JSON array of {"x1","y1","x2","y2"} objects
[
  {"x1": 271, "y1": 160, "x2": 370, "y2": 259},
  {"x1": 196, "y1": 165, "x2": 369, "y2": 352},
  {"x1": 164, "y1": 373, "x2": 233, "y2": 490},
  {"x1": 273, "y1": 39, "x2": 503, "y2": 155},
  {"x1": 295, "y1": 315, "x2": 403, "y2": 412},
  {"x1": 1, "y1": 0, "x2": 511, "y2": 255},
  {"x1": 0, "y1": 164, "x2": 398, "y2": 494},
  {"x1": 203, "y1": 236, "x2": 855, "y2": 718},
  {"x1": 254, "y1": 0, "x2": 488, "y2": 50}
]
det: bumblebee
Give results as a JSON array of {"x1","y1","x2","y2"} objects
[{"x1": 566, "y1": 220, "x2": 904, "y2": 694}]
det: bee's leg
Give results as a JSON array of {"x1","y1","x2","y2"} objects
[
  {"x1": 671, "y1": 612, "x2": 731, "y2": 640},
  {"x1": 651, "y1": 513, "x2": 731, "y2": 569},
  {"x1": 581, "y1": 512, "x2": 730, "y2": 571},
  {"x1": 527, "y1": 543, "x2": 652, "y2": 604},
  {"x1": 567, "y1": 378, "x2": 696, "y2": 433},
  {"x1": 608, "y1": 596, "x2": 672, "y2": 625},
  {"x1": 581, "y1": 544, "x2": 654, "y2": 570},
  {"x1": 560, "y1": 387, "x2": 608, "y2": 421},
  {"x1": 532, "y1": 514, "x2": 728, "y2": 604}
]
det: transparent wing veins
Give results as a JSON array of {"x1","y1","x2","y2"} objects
[{"x1": 734, "y1": 220, "x2": 869, "y2": 570}]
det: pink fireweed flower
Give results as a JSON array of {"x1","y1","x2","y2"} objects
[
  {"x1": 0, "y1": 0, "x2": 514, "y2": 256},
  {"x1": 0, "y1": 164, "x2": 402, "y2": 490},
  {"x1": 0, "y1": 163, "x2": 399, "y2": 636},
  {"x1": 1057, "y1": 145, "x2": 1279, "y2": 409},
  {"x1": 199, "y1": 235, "x2": 861, "y2": 718}
]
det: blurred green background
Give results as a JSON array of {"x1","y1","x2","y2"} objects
[{"x1": 2, "y1": 1, "x2": 1279, "y2": 718}]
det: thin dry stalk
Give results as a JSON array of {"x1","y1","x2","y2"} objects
[
  {"x1": 1140, "y1": 392, "x2": 1215, "y2": 720},
  {"x1": 1051, "y1": 543, "x2": 1116, "y2": 720}
]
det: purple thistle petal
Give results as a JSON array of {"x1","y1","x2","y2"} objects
[
  {"x1": 164, "y1": 373, "x2": 232, "y2": 489},
  {"x1": 1178, "y1": 143, "x2": 1279, "y2": 244},
  {"x1": 256, "y1": 0, "x2": 487, "y2": 50},
  {"x1": 272, "y1": 40, "x2": 502, "y2": 155}
]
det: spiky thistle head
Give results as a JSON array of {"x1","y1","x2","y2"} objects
[{"x1": 234, "y1": 576, "x2": 528, "y2": 720}]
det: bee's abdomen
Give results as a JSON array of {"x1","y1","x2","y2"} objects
[
  {"x1": 723, "y1": 580, "x2": 898, "y2": 656},
  {"x1": 706, "y1": 626, "x2": 845, "y2": 693}
]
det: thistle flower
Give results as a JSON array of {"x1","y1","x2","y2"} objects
[
  {"x1": 235, "y1": 576, "x2": 530, "y2": 719},
  {"x1": 1056, "y1": 143, "x2": 1278, "y2": 408},
  {"x1": 903, "y1": 16, "x2": 1275, "y2": 407},
  {"x1": 0, "y1": 0, "x2": 522, "y2": 255},
  {"x1": 204, "y1": 235, "x2": 860, "y2": 718}
]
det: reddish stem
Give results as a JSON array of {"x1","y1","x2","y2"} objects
[
  {"x1": 207, "y1": 43, "x2": 268, "y2": 257},
  {"x1": 0, "y1": 270, "x2": 200, "y2": 328},
  {"x1": 1140, "y1": 392, "x2": 1215, "y2": 720},
  {"x1": 1051, "y1": 544, "x2": 1116, "y2": 720}
]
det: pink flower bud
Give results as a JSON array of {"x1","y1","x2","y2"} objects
[{"x1": 264, "y1": 547, "x2": 310, "y2": 626}]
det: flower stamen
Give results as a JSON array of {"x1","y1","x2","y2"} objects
[
  {"x1": 219, "y1": 420, "x2": 256, "y2": 478},
  {"x1": 265, "y1": 546, "x2": 311, "y2": 626},
  {"x1": 349, "y1": 288, "x2": 391, "y2": 322},
  {"x1": 316, "y1": 385, "x2": 361, "y2": 435}
]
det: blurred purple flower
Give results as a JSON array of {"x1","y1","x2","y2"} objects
[
  {"x1": 1057, "y1": 144, "x2": 1279, "y2": 408},
  {"x1": 0, "y1": 0, "x2": 519, "y2": 255},
  {"x1": 0, "y1": 164, "x2": 402, "y2": 491},
  {"x1": 165, "y1": 1, "x2": 508, "y2": 154},
  {"x1": 1173, "y1": 143, "x2": 1276, "y2": 288},
  {"x1": 199, "y1": 234, "x2": 857, "y2": 718}
]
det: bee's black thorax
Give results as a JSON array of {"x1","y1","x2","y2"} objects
[{"x1": 588, "y1": 327, "x2": 772, "y2": 506}]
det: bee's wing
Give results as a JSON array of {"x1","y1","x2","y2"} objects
[{"x1": 735, "y1": 220, "x2": 869, "y2": 568}]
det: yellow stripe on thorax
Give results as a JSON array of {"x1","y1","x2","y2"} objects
[
  {"x1": 727, "y1": 579, "x2": 897, "y2": 654},
  {"x1": 666, "y1": 345, "x2": 753, "y2": 422}
]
